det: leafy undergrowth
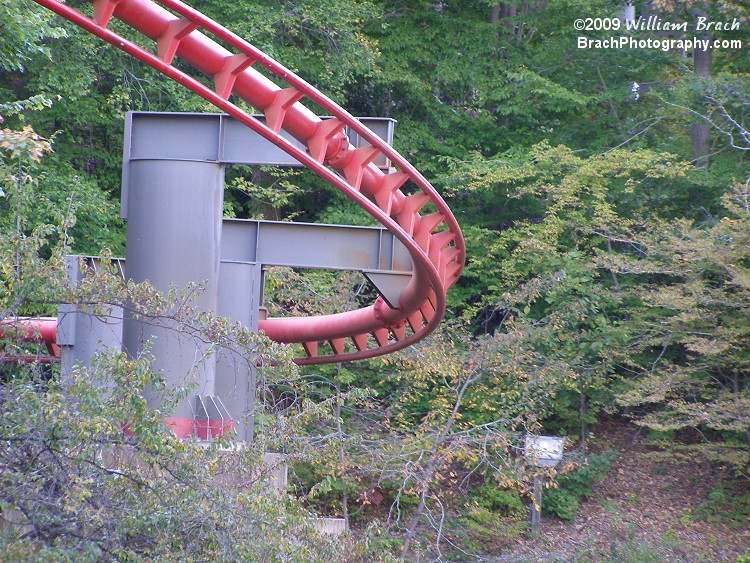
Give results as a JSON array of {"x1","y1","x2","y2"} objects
[{"x1": 495, "y1": 417, "x2": 750, "y2": 562}]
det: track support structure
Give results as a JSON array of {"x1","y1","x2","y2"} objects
[{"x1": 30, "y1": 0, "x2": 465, "y2": 365}]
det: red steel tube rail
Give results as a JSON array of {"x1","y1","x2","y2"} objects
[
  {"x1": 0, "y1": 317, "x2": 61, "y2": 364},
  {"x1": 29, "y1": 0, "x2": 465, "y2": 364}
]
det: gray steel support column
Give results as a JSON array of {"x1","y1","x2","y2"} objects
[
  {"x1": 58, "y1": 256, "x2": 124, "y2": 381},
  {"x1": 122, "y1": 159, "x2": 224, "y2": 422},
  {"x1": 216, "y1": 261, "x2": 263, "y2": 442},
  {"x1": 114, "y1": 112, "x2": 400, "y2": 440}
]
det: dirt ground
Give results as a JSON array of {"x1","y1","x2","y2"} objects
[{"x1": 495, "y1": 418, "x2": 750, "y2": 562}]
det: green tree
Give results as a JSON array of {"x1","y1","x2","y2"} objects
[
  {"x1": 611, "y1": 185, "x2": 750, "y2": 477},
  {"x1": 444, "y1": 142, "x2": 694, "y2": 437},
  {"x1": 368, "y1": 326, "x2": 566, "y2": 557}
]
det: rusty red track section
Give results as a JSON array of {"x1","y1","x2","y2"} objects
[
  {"x1": 0, "y1": 317, "x2": 61, "y2": 364},
  {"x1": 27, "y1": 0, "x2": 465, "y2": 364}
]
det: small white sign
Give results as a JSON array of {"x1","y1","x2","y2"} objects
[{"x1": 524, "y1": 434, "x2": 565, "y2": 467}]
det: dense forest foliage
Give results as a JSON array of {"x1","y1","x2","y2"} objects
[{"x1": 1, "y1": 0, "x2": 749, "y2": 560}]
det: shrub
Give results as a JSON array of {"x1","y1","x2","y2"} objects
[
  {"x1": 0, "y1": 357, "x2": 372, "y2": 562},
  {"x1": 448, "y1": 503, "x2": 528, "y2": 558},
  {"x1": 543, "y1": 449, "x2": 617, "y2": 521},
  {"x1": 470, "y1": 483, "x2": 527, "y2": 515},
  {"x1": 543, "y1": 488, "x2": 579, "y2": 522}
]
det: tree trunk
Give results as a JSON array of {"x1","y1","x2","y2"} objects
[
  {"x1": 334, "y1": 368, "x2": 350, "y2": 531},
  {"x1": 489, "y1": 4, "x2": 500, "y2": 25},
  {"x1": 691, "y1": 9, "x2": 712, "y2": 171},
  {"x1": 580, "y1": 379, "x2": 587, "y2": 452},
  {"x1": 402, "y1": 489, "x2": 427, "y2": 555}
]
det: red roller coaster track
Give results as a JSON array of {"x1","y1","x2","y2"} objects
[{"x1": 18, "y1": 0, "x2": 465, "y2": 364}]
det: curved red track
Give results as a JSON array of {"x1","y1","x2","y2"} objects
[{"x1": 30, "y1": 0, "x2": 465, "y2": 364}]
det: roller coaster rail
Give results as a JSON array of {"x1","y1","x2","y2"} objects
[{"x1": 23, "y1": 0, "x2": 465, "y2": 364}]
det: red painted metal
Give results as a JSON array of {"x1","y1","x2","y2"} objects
[
  {"x1": 165, "y1": 417, "x2": 234, "y2": 440},
  {"x1": 0, "y1": 317, "x2": 58, "y2": 343},
  {"x1": 0, "y1": 317, "x2": 61, "y2": 363},
  {"x1": 30, "y1": 0, "x2": 466, "y2": 364}
]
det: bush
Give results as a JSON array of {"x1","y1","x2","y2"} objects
[
  {"x1": 448, "y1": 504, "x2": 528, "y2": 558},
  {"x1": 543, "y1": 488, "x2": 579, "y2": 522},
  {"x1": 0, "y1": 357, "x2": 374, "y2": 562},
  {"x1": 691, "y1": 484, "x2": 750, "y2": 529},
  {"x1": 543, "y1": 449, "x2": 617, "y2": 521},
  {"x1": 470, "y1": 483, "x2": 527, "y2": 515},
  {"x1": 428, "y1": 482, "x2": 528, "y2": 558}
]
